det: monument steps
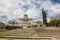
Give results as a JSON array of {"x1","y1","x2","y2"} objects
[{"x1": 0, "y1": 27, "x2": 54, "y2": 40}]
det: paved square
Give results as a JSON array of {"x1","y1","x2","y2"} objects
[{"x1": 0, "y1": 27, "x2": 60, "y2": 40}]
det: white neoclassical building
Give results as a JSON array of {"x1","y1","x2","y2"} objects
[
  {"x1": 7, "y1": 14, "x2": 42, "y2": 28},
  {"x1": 18, "y1": 14, "x2": 32, "y2": 28}
]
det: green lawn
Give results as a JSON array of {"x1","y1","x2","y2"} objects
[
  {"x1": 0, "y1": 28, "x2": 34, "y2": 37},
  {"x1": 0, "y1": 29, "x2": 13, "y2": 36}
]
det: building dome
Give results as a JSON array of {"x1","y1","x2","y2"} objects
[{"x1": 24, "y1": 14, "x2": 28, "y2": 18}]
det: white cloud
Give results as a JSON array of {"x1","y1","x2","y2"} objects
[
  {"x1": 40, "y1": 0, "x2": 60, "y2": 17},
  {"x1": 0, "y1": 0, "x2": 60, "y2": 22}
]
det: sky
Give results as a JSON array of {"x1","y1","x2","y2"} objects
[{"x1": 0, "y1": 0, "x2": 60, "y2": 23}]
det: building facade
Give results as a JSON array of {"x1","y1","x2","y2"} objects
[
  {"x1": 47, "y1": 17, "x2": 60, "y2": 23},
  {"x1": 18, "y1": 14, "x2": 32, "y2": 28},
  {"x1": 7, "y1": 14, "x2": 42, "y2": 28}
]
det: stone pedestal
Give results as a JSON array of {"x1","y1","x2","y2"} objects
[{"x1": 42, "y1": 25, "x2": 46, "y2": 27}]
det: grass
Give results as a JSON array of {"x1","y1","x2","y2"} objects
[
  {"x1": 0, "y1": 29, "x2": 13, "y2": 36},
  {"x1": 0, "y1": 29, "x2": 7, "y2": 32},
  {"x1": 0, "y1": 28, "x2": 34, "y2": 37}
]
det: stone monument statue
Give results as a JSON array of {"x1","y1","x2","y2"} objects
[{"x1": 42, "y1": 8, "x2": 48, "y2": 26}]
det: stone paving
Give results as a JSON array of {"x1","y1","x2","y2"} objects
[
  {"x1": 0, "y1": 27, "x2": 60, "y2": 40},
  {"x1": 45, "y1": 27, "x2": 60, "y2": 40},
  {"x1": 33, "y1": 27, "x2": 51, "y2": 37}
]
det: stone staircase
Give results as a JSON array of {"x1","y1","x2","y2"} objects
[{"x1": 0, "y1": 28, "x2": 53, "y2": 40}]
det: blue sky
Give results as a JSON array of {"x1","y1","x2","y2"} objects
[
  {"x1": 51, "y1": 0, "x2": 60, "y2": 3},
  {"x1": 0, "y1": 0, "x2": 60, "y2": 23}
]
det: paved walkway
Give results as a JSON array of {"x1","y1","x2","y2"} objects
[
  {"x1": 0, "y1": 27, "x2": 60, "y2": 40},
  {"x1": 0, "y1": 28, "x2": 38, "y2": 38},
  {"x1": 45, "y1": 27, "x2": 60, "y2": 40},
  {"x1": 33, "y1": 27, "x2": 51, "y2": 37}
]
